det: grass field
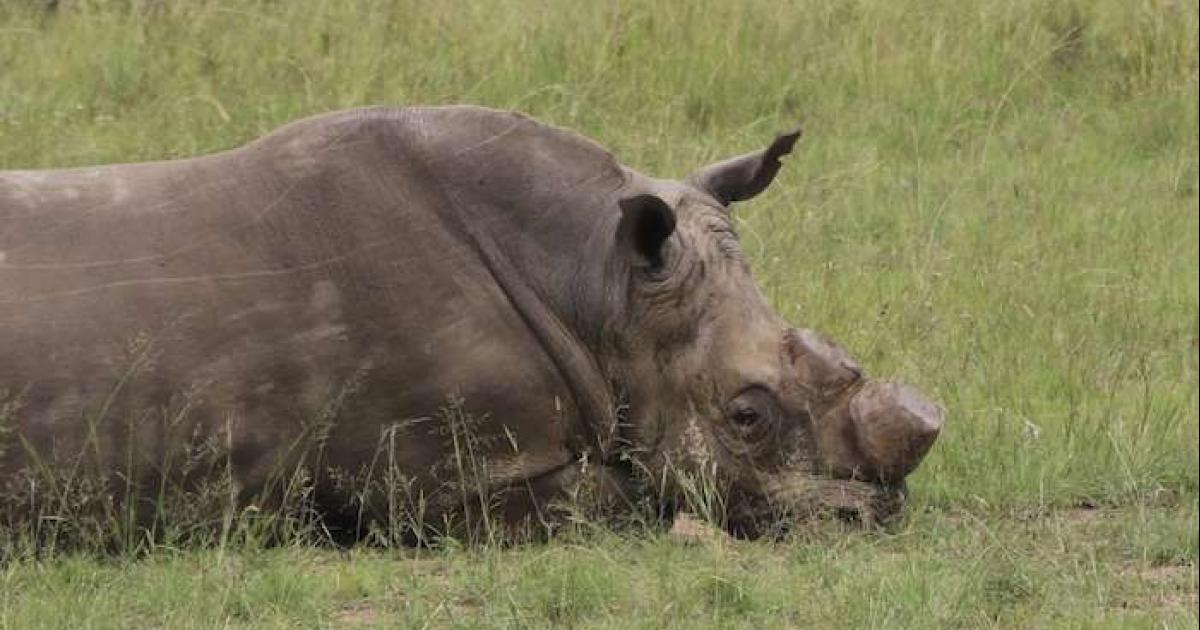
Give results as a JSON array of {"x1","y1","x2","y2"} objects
[{"x1": 1, "y1": 0, "x2": 1197, "y2": 627}]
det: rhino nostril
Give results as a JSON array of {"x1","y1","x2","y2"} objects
[{"x1": 833, "y1": 505, "x2": 863, "y2": 524}]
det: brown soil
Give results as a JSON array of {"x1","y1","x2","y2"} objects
[
  {"x1": 667, "y1": 512, "x2": 730, "y2": 546},
  {"x1": 331, "y1": 601, "x2": 380, "y2": 626}
]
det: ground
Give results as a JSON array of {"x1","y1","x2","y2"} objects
[
  {"x1": 3, "y1": 507, "x2": 1196, "y2": 627},
  {"x1": 0, "y1": 0, "x2": 1196, "y2": 627}
]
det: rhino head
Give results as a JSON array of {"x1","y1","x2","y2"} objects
[{"x1": 605, "y1": 131, "x2": 942, "y2": 535}]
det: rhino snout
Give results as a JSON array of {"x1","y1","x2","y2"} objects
[{"x1": 848, "y1": 380, "x2": 943, "y2": 482}]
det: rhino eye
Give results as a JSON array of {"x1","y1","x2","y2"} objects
[
  {"x1": 726, "y1": 388, "x2": 776, "y2": 430},
  {"x1": 731, "y1": 406, "x2": 760, "y2": 427}
]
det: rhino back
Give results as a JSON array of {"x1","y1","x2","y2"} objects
[{"x1": 0, "y1": 108, "x2": 599, "y2": 514}]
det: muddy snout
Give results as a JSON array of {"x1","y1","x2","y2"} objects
[
  {"x1": 785, "y1": 327, "x2": 943, "y2": 484},
  {"x1": 846, "y1": 380, "x2": 943, "y2": 482}
]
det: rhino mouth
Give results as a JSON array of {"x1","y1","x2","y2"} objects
[
  {"x1": 824, "y1": 480, "x2": 908, "y2": 526},
  {"x1": 725, "y1": 477, "x2": 908, "y2": 539}
]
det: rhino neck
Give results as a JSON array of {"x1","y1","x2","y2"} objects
[
  {"x1": 392, "y1": 106, "x2": 632, "y2": 461},
  {"x1": 459, "y1": 216, "x2": 623, "y2": 461}
]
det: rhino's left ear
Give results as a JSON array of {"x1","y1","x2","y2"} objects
[
  {"x1": 616, "y1": 193, "x2": 676, "y2": 269},
  {"x1": 687, "y1": 128, "x2": 802, "y2": 206}
]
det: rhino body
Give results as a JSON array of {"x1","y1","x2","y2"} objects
[{"x1": 0, "y1": 107, "x2": 941, "y2": 540}]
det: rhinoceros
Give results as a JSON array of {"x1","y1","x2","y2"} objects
[{"x1": 0, "y1": 106, "x2": 941, "y2": 542}]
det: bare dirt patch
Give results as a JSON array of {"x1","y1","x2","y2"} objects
[
  {"x1": 331, "y1": 601, "x2": 380, "y2": 626},
  {"x1": 401, "y1": 557, "x2": 451, "y2": 579},
  {"x1": 668, "y1": 512, "x2": 729, "y2": 546},
  {"x1": 1064, "y1": 505, "x2": 1109, "y2": 523},
  {"x1": 1116, "y1": 563, "x2": 1199, "y2": 611}
]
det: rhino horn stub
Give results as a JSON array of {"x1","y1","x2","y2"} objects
[
  {"x1": 848, "y1": 381, "x2": 943, "y2": 482},
  {"x1": 784, "y1": 327, "x2": 862, "y2": 396},
  {"x1": 688, "y1": 127, "x2": 802, "y2": 206}
]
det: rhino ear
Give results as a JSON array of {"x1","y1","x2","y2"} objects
[
  {"x1": 617, "y1": 194, "x2": 676, "y2": 269},
  {"x1": 688, "y1": 128, "x2": 802, "y2": 206}
]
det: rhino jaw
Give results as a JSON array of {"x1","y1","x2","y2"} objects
[{"x1": 848, "y1": 380, "x2": 943, "y2": 482}]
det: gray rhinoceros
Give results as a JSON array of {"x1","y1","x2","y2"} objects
[{"x1": 0, "y1": 106, "x2": 941, "y2": 541}]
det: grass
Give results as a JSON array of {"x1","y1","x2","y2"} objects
[
  {"x1": 1, "y1": 507, "x2": 1196, "y2": 628},
  {"x1": 1, "y1": 0, "x2": 1197, "y2": 627}
]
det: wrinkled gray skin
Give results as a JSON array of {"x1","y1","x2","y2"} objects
[{"x1": 0, "y1": 107, "x2": 941, "y2": 539}]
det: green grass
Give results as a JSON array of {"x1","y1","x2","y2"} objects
[
  {"x1": 2, "y1": 507, "x2": 1196, "y2": 628},
  {"x1": 1, "y1": 0, "x2": 1197, "y2": 627}
]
